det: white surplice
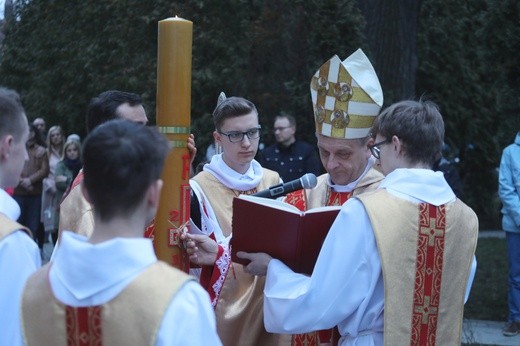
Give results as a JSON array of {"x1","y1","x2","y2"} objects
[
  {"x1": 264, "y1": 169, "x2": 477, "y2": 346},
  {"x1": 0, "y1": 188, "x2": 41, "y2": 346}
]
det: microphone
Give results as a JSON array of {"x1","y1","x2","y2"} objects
[{"x1": 252, "y1": 173, "x2": 318, "y2": 199}]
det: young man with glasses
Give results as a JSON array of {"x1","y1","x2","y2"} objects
[
  {"x1": 240, "y1": 99, "x2": 478, "y2": 345},
  {"x1": 186, "y1": 95, "x2": 288, "y2": 345},
  {"x1": 259, "y1": 113, "x2": 321, "y2": 182}
]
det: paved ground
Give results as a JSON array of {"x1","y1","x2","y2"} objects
[
  {"x1": 479, "y1": 230, "x2": 505, "y2": 239},
  {"x1": 462, "y1": 231, "x2": 511, "y2": 345},
  {"x1": 463, "y1": 319, "x2": 520, "y2": 345}
]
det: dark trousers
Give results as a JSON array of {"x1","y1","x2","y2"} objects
[
  {"x1": 506, "y1": 232, "x2": 520, "y2": 322},
  {"x1": 13, "y1": 194, "x2": 42, "y2": 247}
]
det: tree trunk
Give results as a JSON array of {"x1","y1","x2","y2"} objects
[{"x1": 357, "y1": 0, "x2": 423, "y2": 103}]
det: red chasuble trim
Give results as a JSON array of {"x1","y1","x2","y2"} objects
[
  {"x1": 410, "y1": 203, "x2": 446, "y2": 345},
  {"x1": 326, "y1": 190, "x2": 352, "y2": 207},
  {"x1": 71, "y1": 171, "x2": 84, "y2": 190},
  {"x1": 293, "y1": 332, "x2": 319, "y2": 345},
  {"x1": 285, "y1": 190, "x2": 307, "y2": 211},
  {"x1": 65, "y1": 305, "x2": 102, "y2": 346}
]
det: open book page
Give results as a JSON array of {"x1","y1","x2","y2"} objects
[
  {"x1": 238, "y1": 194, "x2": 340, "y2": 214},
  {"x1": 238, "y1": 194, "x2": 301, "y2": 214}
]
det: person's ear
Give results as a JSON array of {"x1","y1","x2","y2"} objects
[
  {"x1": 392, "y1": 135, "x2": 402, "y2": 156},
  {"x1": 0, "y1": 135, "x2": 14, "y2": 160},
  {"x1": 147, "y1": 179, "x2": 164, "y2": 209},
  {"x1": 365, "y1": 137, "x2": 375, "y2": 159},
  {"x1": 80, "y1": 181, "x2": 92, "y2": 203},
  {"x1": 213, "y1": 130, "x2": 222, "y2": 145}
]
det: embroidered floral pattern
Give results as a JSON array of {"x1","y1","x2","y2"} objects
[{"x1": 210, "y1": 248, "x2": 231, "y2": 307}]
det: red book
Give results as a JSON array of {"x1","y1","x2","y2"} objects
[{"x1": 230, "y1": 195, "x2": 340, "y2": 274}]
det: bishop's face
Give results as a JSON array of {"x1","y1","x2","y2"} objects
[{"x1": 316, "y1": 134, "x2": 371, "y2": 185}]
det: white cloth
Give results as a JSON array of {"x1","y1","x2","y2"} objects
[
  {"x1": 191, "y1": 155, "x2": 270, "y2": 245},
  {"x1": 203, "y1": 153, "x2": 264, "y2": 191},
  {"x1": 42, "y1": 232, "x2": 220, "y2": 346},
  {"x1": 264, "y1": 169, "x2": 476, "y2": 346},
  {"x1": 0, "y1": 189, "x2": 41, "y2": 346}
]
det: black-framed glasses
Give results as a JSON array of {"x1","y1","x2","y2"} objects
[
  {"x1": 369, "y1": 139, "x2": 391, "y2": 159},
  {"x1": 219, "y1": 126, "x2": 261, "y2": 143}
]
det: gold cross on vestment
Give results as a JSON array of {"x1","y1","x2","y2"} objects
[
  {"x1": 414, "y1": 296, "x2": 438, "y2": 324},
  {"x1": 420, "y1": 218, "x2": 444, "y2": 246}
]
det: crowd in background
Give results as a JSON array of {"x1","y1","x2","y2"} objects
[{"x1": 9, "y1": 117, "x2": 82, "y2": 260}]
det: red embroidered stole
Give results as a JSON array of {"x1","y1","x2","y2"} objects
[
  {"x1": 66, "y1": 306, "x2": 102, "y2": 345},
  {"x1": 286, "y1": 187, "x2": 352, "y2": 211},
  {"x1": 411, "y1": 204, "x2": 445, "y2": 345}
]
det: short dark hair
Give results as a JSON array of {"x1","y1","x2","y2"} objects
[
  {"x1": 0, "y1": 87, "x2": 26, "y2": 142},
  {"x1": 371, "y1": 100, "x2": 444, "y2": 167},
  {"x1": 212, "y1": 96, "x2": 258, "y2": 131},
  {"x1": 82, "y1": 119, "x2": 170, "y2": 221},
  {"x1": 86, "y1": 90, "x2": 143, "y2": 133},
  {"x1": 275, "y1": 113, "x2": 296, "y2": 127},
  {"x1": 29, "y1": 123, "x2": 46, "y2": 147}
]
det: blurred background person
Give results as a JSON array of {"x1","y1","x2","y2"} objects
[
  {"x1": 53, "y1": 139, "x2": 82, "y2": 244},
  {"x1": 66, "y1": 133, "x2": 81, "y2": 143},
  {"x1": 258, "y1": 113, "x2": 321, "y2": 182},
  {"x1": 32, "y1": 118, "x2": 46, "y2": 145},
  {"x1": 433, "y1": 141, "x2": 463, "y2": 199},
  {"x1": 499, "y1": 129, "x2": 520, "y2": 336},
  {"x1": 13, "y1": 123, "x2": 49, "y2": 251},
  {"x1": 41, "y1": 125, "x2": 64, "y2": 246}
]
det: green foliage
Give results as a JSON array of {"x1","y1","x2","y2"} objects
[
  {"x1": 0, "y1": 0, "x2": 517, "y2": 229},
  {"x1": 417, "y1": 0, "x2": 518, "y2": 228},
  {"x1": 0, "y1": 0, "x2": 365, "y2": 165},
  {"x1": 0, "y1": 0, "x2": 160, "y2": 137},
  {"x1": 184, "y1": 0, "x2": 366, "y2": 162}
]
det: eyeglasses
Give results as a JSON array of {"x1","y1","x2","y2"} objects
[
  {"x1": 219, "y1": 126, "x2": 261, "y2": 143},
  {"x1": 369, "y1": 139, "x2": 391, "y2": 159}
]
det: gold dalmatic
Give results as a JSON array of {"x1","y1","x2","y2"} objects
[
  {"x1": 358, "y1": 190, "x2": 478, "y2": 345},
  {"x1": 22, "y1": 262, "x2": 191, "y2": 345}
]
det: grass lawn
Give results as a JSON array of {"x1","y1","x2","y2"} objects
[{"x1": 464, "y1": 237, "x2": 509, "y2": 322}]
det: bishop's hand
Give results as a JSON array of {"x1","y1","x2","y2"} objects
[{"x1": 237, "y1": 251, "x2": 272, "y2": 276}]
